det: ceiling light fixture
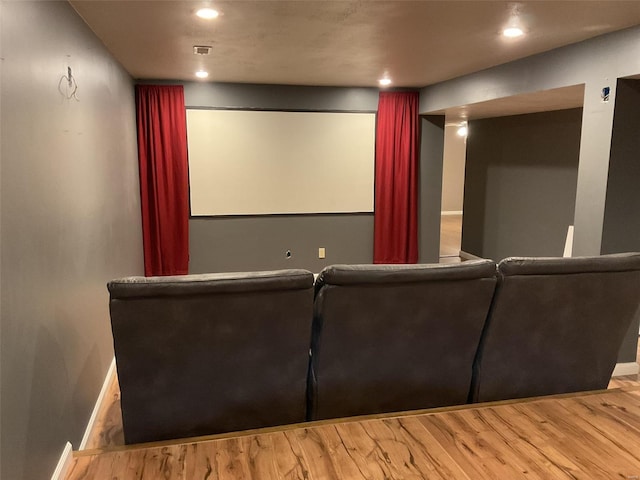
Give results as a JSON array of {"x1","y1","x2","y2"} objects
[
  {"x1": 503, "y1": 26, "x2": 524, "y2": 38},
  {"x1": 503, "y1": 3, "x2": 525, "y2": 39},
  {"x1": 196, "y1": 7, "x2": 219, "y2": 19},
  {"x1": 379, "y1": 77, "x2": 392, "y2": 87},
  {"x1": 195, "y1": 70, "x2": 209, "y2": 79}
]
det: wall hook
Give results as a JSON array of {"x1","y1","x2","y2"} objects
[{"x1": 58, "y1": 66, "x2": 79, "y2": 101}]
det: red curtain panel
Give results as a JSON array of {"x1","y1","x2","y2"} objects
[
  {"x1": 373, "y1": 91, "x2": 419, "y2": 264},
  {"x1": 135, "y1": 85, "x2": 189, "y2": 276}
]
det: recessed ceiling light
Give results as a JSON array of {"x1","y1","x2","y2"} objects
[
  {"x1": 196, "y1": 7, "x2": 219, "y2": 19},
  {"x1": 195, "y1": 70, "x2": 209, "y2": 79},
  {"x1": 503, "y1": 26, "x2": 524, "y2": 38},
  {"x1": 379, "y1": 78, "x2": 392, "y2": 87}
]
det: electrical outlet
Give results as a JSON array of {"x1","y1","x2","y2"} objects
[{"x1": 318, "y1": 247, "x2": 326, "y2": 259}]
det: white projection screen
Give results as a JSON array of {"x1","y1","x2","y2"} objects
[{"x1": 186, "y1": 109, "x2": 375, "y2": 216}]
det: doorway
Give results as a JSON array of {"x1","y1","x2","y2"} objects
[{"x1": 439, "y1": 123, "x2": 466, "y2": 263}]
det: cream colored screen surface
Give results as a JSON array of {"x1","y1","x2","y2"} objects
[{"x1": 187, "y1": 109, "x2": 375, "y2": 216}]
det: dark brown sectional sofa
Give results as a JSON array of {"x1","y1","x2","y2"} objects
[{"x1": 108, "y1": 252, "x2": 640, "y2": 444}]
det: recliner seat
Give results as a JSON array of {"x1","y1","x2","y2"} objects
[
  {"x1": 108, "y1": 269, "x2": 314, "y2": 444},
  {"x1": 309, "y1": 260, "x2": 498, "y2": 421},
  {"x1": 470, "y1": 252, "x2": 640, "y2": 403}
]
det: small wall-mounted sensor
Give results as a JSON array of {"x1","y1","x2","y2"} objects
[
  {"x1": 286, "y1": 250, "x2": 292, "y2": 259},
  {"x1": 602, "y1": 86, "x2": 610, "y2": 103},
  {"x1": 193, "y1": 45, "x2": 212, "y2": 55},
  {"x1": 318, "y1": 247, "x2": 326, "y2": 259}
]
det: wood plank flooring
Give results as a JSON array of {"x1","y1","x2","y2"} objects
[
  {"x1": 440, "y1": 213, "x2": 462, "y2": 259},
  {"x1": 68, "y1": 387, "x2": 640, "y2": 480},
  {"x1": 83, "y1": 372, "x2": 124, "y2": 450}
]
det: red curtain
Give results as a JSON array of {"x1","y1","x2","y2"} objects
[
  {"x1": 373, "y1": 91, "x2": 420, "y2": 264},
  {"x1": 135, "y1": 85, "x2": 190, "y2": 276}
]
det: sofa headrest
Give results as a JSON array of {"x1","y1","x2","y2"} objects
[
  {"x1": 108, "y1": 269, "x2": 314, "y2": 299},
  {"x1": 497, "y1": 252, "x2": 640, "y2": 277},
  {"x1": 315, "y1": 259, "x2": 496, "y2": 289}
]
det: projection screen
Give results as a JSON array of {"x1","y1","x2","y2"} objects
[{"x1": 186, "y1": 109, "x2": 375, "y2": 216}]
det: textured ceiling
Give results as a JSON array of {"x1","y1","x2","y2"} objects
[
  {"x1": 70, "y1": 1, "x2": 640, "y2": 89},
  {"x1": 437, "y1": 85, "x2": 586, "y2": 123}
]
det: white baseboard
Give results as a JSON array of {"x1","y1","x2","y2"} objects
[
  {"x1": 50, "y1": 442, "x2": 73, "y2": 480},
  {"x1": 459, "y1": 250, "x2": 482, "y2": 261},
  {"x1": 79, "y1": 357, "x2": 116, "y2": 450},
  {"x1": 612, "y1": 362, "x2": 639, "y2": 377},
  {"x1": 563, "y1": 225, "x2": 574, "y2": 258},
  {"x1": 441, "y1": 210, "x2": 463, "y2": 216}
]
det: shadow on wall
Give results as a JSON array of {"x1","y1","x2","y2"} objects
[
  {"x1": 461, "y1": 108, "x2": 583, "y2": 261},
  {"x1": 23, "y1": 327, "x2": 102, "y2": 479},
  {"x1": 24, "y1": 327, "x2": 69, "y2": 479}
]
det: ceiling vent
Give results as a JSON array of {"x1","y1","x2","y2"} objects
[{"x1": 193, "y1": 45, "x2": 212, "y2": 55}]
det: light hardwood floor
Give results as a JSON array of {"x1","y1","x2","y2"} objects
[
  {"x1": 440, "y1": 213, "x2": 462, "y2": 260},
  {"x1": 83, "y1": 372, "x2": 124, "y2": 450},
  {"x1": 69, "y1": 386, "x2": 640, "y2": 479}
]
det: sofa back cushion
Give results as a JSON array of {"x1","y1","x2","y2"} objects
[
  {"x1": 309, "y1": 260, "x2": 497, "y2": 421},
  {"x1": 108, "y1": 269, "x2": 314, "y2": 444},
  {"x1": 470, "y1": 253, "x2": 640, "y2": 403}
]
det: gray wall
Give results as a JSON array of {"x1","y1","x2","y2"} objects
[
  {"x1": 0, "y1": 2, "x2": 3, "y2": 476},
  {"x1": 601, "y1": 78, "x2": 640, "y2": 360},
  {"x1": 421, "y1": 25, "x2": 640, "y2": 257},
  {"x1": 601, "y1": 79, "x2": 640, "y2": 255},
  {"x1": 176, "y1": 82, "x2": 380, "y2": 273},
  {"x1": 419, "y1": 116, "x2": 445, "y2": 263},
  {"x1": 1, "y1": 2, "x2": 143, "y2": 479},
  {"x1": 441, "y1": 125, "x2": 466, "y2": 212},
  {"x1": 421, "y1": 25, "x2": 640, "y2": 364},
  {"x1": 190, "y1": 215, "x2": 372, "y2": 273},
  {"x1": 461, "y1": 109, "x2": 582, "y2": 261}
]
